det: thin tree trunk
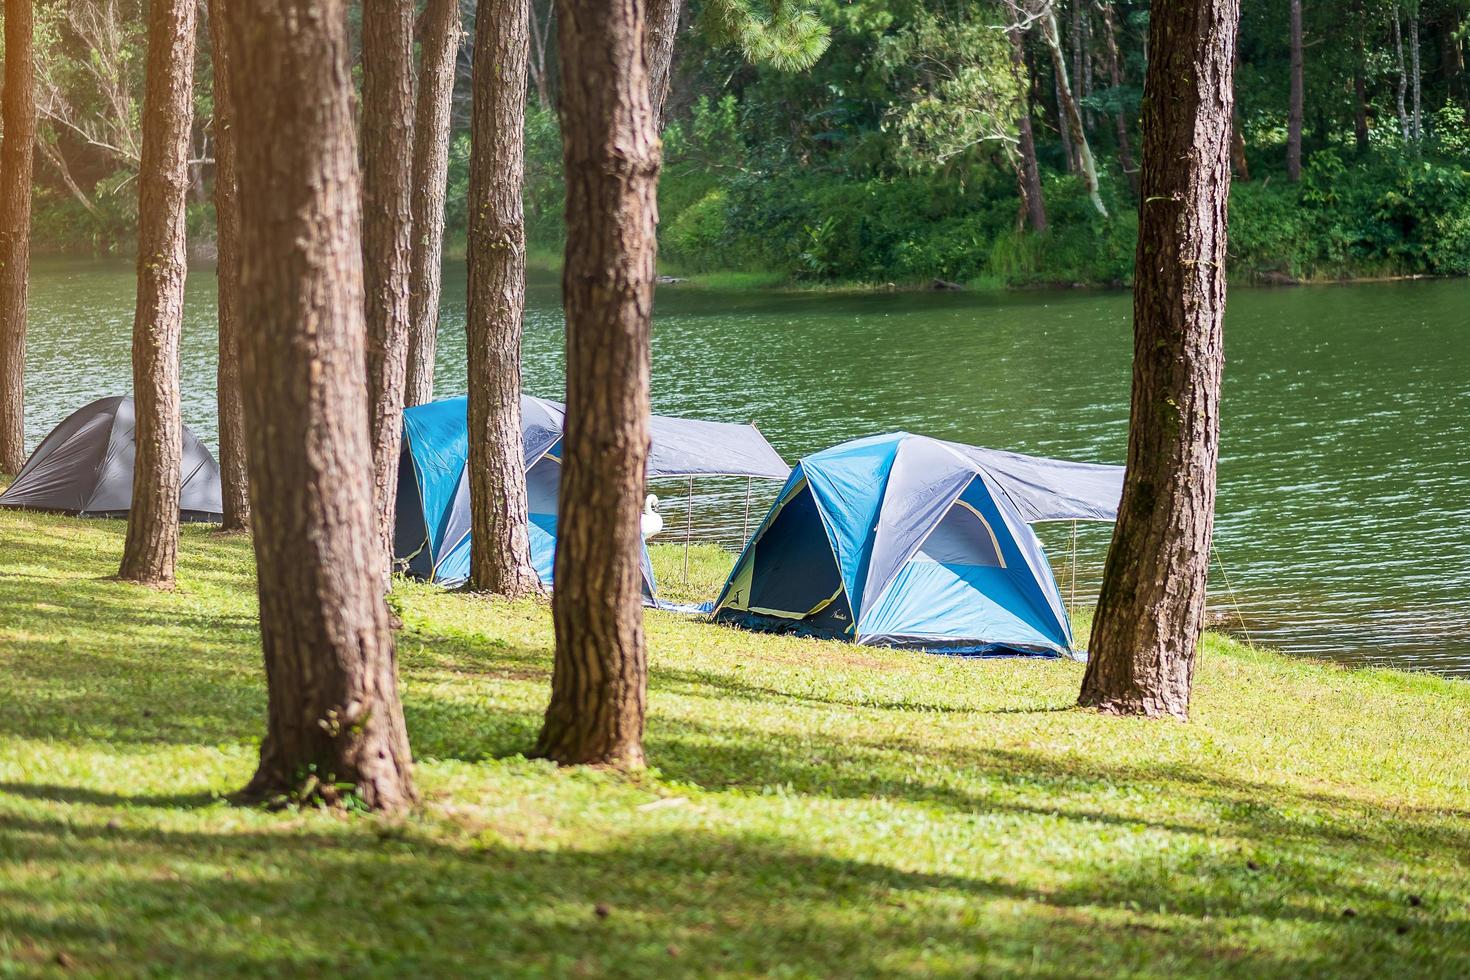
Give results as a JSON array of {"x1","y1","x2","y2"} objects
[
  {"x1": 528, "y1": 0, "x2": 555, "y2": 108},
  {"x1": 1353, "y1": 0, "x2": 1370, "y2": 153},
  {"x1": 404, "y1": 0, "x2": 460, "y2": 408},
  {"x1": 1079, "y1": 0, "x2": 1237, "y2": 720},
  {"x1": 0, "y1": 0, "x2": 35, "y2": 477},
  {"x1": 535, "y1": 0, "x2": 659, "y2": 768},
  {"x1": 222, "y1": 0, "x2": 416, "y2": 814},
  {"x1": 466, "y1": 0, "x2": 540, "y2": 596},
  {"x1": 645, "y1": 0, "x2": 682, "y2": 125},
  {"x1": 1099, "y1": 2, "x2": 1137, "y2": 197},
  {"x1": 1287, "y1": 0, "x2": 1303, "y2": 180},
  {"x1": 361, "y1": 0, "x2": 416, "y2": 561},
  {"x1": 208, "y1": 0, "x2": 248, "y2": 532},
  {"x1": 1041, "y1": 5, "x2": 1107, "y2": 217},
  {"x1": 1008, "y1": 25, "x2": 1048, "y2": 232},
  {"x1": 1410, "y1": 8, "x2": 1422, "y2": 142},
  {"x1": 1394, "y1": 6, "x2": 1410, "y2": 141},
  {"x1": 119, "y1": 0, "x2": 195, "y2": 587}
]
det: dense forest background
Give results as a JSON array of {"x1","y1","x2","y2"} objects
[{"x1": 13, "y1": 0, "x2": 1470, "y2": 286}]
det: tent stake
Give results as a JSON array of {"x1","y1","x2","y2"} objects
[{"x1": 683, "y1": 476, "x2": 693, "y2": 584}]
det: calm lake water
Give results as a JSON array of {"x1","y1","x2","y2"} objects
[{"x1": 17, "y1": 258, "x2": 1470, "y2": 675}]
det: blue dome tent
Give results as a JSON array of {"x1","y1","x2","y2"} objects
[
  {"x1": 712, "y1": 433, "x2": 1123, "y2": 657},
  {"x1": 395, "y1": 395, "x2": 789, "y2": 596}
]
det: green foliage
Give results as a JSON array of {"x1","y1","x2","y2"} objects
[
  {"x1": 701, "y1": 0, "x2": 833, "y2": 72},
  {"x1": 3, "y1": 506, "x2": 1470, "y2": 975}
]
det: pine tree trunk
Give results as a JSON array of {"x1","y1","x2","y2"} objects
[
  {"x1": 404, "y1": 0, "x2": 460, "y2": 408},
  {"x1": 1287, "y1": 0, "x2": 1303, "y2": 180},
  {"x1": 1079, "y1": 0, "x2": 1237, "y2": 721},
  {"x1": 1008, "y1": 26, "x2": 1048, "y2": 232},
  {"x1": 1041, "y1": 6, "x2": 1107, "y2": 217},
  {"x1": 0, "y1": 0, "x2": 35, "y2": 477},
  {"x1": 119, "y1": 0, "x2": 195, "y2": 587},
  {"x1": 466, "y1": 0, "x2": 541, "y2": 596},
  {"x1": 1353, "y1": 0, "x2": 1370, "y2": 153},
  {"x1": 645, "y1": 0, "x2": 682, "y2": 125},
  {"x1": 208, "y1": 0, "x2": 248, "y2": 532},
  {"x1": 535, "y1": 0, "x2": 659, "y2": 768},
  {"x1": 222, "y1": 0, "x2": 416, "y2": 813},
  {"x1": 361, "y1": 0, "x2": 416, "y2": 561},
  {"x1": 1410, "y1": 10, "x2": 1422, "y2": 142},
  {"x1": 1393, "y1": 7, "x2": 1410, "y2": 140},
  {"x1": 1099, "y1": 2, "x2": 1138, "y2": 197}
]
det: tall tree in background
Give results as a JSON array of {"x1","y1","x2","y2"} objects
[
  {"x1": 223, "y1": 0, "x2": 416, "y2": 812},
  {"x1": 1079, "y1": 0, "x2": 1238, "y2": 720},
  {"x1": 1008, "y1": 24, "x2": 1048, "y2": 231},
  {"x1": 1393, "y1": 4, "x2": 1412, "y2": 140},
  {"x1": 1099, "y1": 2, "x2": 1138, "y2": 197},
  {"x1": 1410, "y1": 1, "x2": 1423, "y2": 141},
  {"x1": 1353, "y1": 0, "x2": 1371, "y2": 153},
  {"x1": 465, "y1": 0, "x2": 540, "y2": 596},
  {"x1": 118, "y1": 0, "x2": 195, "y2": 587},
  {"x1": 0, "y1": 0, "x2": 35, "y2": 477},
  {"x1": 646, "y1": 0, "x2": 682, "y2": 122},
  {"x1": 1038, "y1": 2, "x2": 1107, "y2": 217},
  {"x1": 361, "y1": 0, "x2": 416, "y2": 560},
  {"x1": 404, "y1": 0, "x2": 461, "y2": 408},
  {"x1": 1287, "y1": 0, "x2": 1303, "y2": 180},
  {"x1": 535, "y1": 0, "x2": 660, "y2": 767},
  {"x1": 208, "y1": 0, "x2": 248, "y2": 532}
]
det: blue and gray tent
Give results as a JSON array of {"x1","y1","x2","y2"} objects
[
  {"x1": 394, "y1": 395, "x2": 789, "y2": 595},
  {"x1": 712, "y1": 432, "x2": 1123, "y2": 657}
]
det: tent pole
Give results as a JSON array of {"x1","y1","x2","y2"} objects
[
  {"x1": 742, "y1": 477, "x2": 752, "y2": 545},
  {"x1": 683, "y1": 476, "x2": 693, "y2": 584},
  {"x1": 1069, "y1": 520, "x2": 1078, "y2": 617}
]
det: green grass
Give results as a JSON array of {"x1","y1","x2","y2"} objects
[{"x1": 1, "y1": 506, "x2": 1468, "y2": 977}]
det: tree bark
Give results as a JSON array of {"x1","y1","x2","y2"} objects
[
  {"x1": 1079, "y1": 0, "x2": 1237, "y2": 721},
  {"x1": 535, "y1": 0, "x2": 659, "y2": 768},
  {"x1": 1393, "y1": 6, "x2": 1410, "y2": 140},
  {"x1": 361, "y1": 0, "x2": 416, "y2": 561},
  {"x1": 1353, "y1": 0, "x2": 1370, "y2": 153},
  {"x1": 404, "y1": 0, "x2": 460, "y2": 408},
  {"x1": 222, "y1": 0, "x2": 416, "y2": 813},
  {"x1": 1040, "y1": 5, "x2": 1107, "y2": 217},
  {"x1": 645, "y1": 0, "x2": 682, "y2": 125},
  {"x1": 119, "y1": 0, "x2": 195, "y2": 587},
  {"x1": 1409, "y1": 8, "x2": 1422, "y2": 142},
  {"x1": 208, "y1": 0, "x2": 248, "y2": 532},
  {"x1": 466, "y1": 0, "x2": 541, "y2": 596},
  {"x1": 0, "y1": 0, "x2": 35, "y2": 477},
  {"x1": 1099, "y1": 2, "x2": 1137, "y2": 197},
  {"x1": 1287, "y1": 0, "x2": 1303, "y2": 180},
  {"x1": 1008, "y1": 25, "x2": 1048, "y2": 232}
]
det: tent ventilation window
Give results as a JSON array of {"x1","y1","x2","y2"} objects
[{"x1": 914, "y1": 499, "x2": 1005, "y2": 568}]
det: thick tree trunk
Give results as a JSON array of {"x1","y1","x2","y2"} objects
[
  {"x1": 1008, "y1": 26, "x2": 1048, "y2": 232},
  {"x1": 1079, "y1": 0, "x2": 1237, "y2": 720},
  {"x1": 1099, "y1": 2, "x2": 1137, "y2": 197},
  {"x1": 0, "y1": 0, "x2": 35, "y2": 477},
  {"x1": 208, "y1": 0, "x2": 248, "y2": 532},
  {"x1": 119, "y1": 0, "x2": 195, "y2": 587},
  {"x1": 1287, "y1": 0, "x2": 1303, "y2": 180},
  {"x1": 645, "y1": 0, "x2": 682, "y2": 125},
  {"x1": 535, "y1": 0, "x2": 659, "y2": 768},
  {"x1": 1393, "y1": 7, "x2": 1410, "y2": 140},
  {"x1": 404, "y1": 0, "x2": 460, "y2": 408},
  {"x1": 361, "y1": 0, "x2": 416, "y2": 561},
  {"x1": 1041, "y1": 6, "x2": 1107, "y2": 217},
  {"x1": 1353, "y1": 0, "x2": 1370, "y2": 153},
  {"x1": 466, "y1": 0, "x2": 540, "y2": 596},
  {"x1": 222, "y1": 0, "x2": 416, "y2": 813}
]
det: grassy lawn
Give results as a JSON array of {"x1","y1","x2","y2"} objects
[{"x1": 1, "y1": 506, "x2": 1468, "y2": 977}]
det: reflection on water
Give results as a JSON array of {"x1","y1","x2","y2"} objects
[{"x1": 18, "y1": 258, "x2": 1470, "y2": 674}]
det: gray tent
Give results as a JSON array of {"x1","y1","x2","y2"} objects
[{"x1": 0, "y1": 396, "x2": 224, "y2": 521}]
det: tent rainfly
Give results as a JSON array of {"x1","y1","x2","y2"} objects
[
  {"x1": 712, "y1": 432, "x2": 1123, "y2": 657},
  {"x1": 0, "y1": 396, "x2": 224, "y2": 522},
  {"x1": 394, "y1": 395, "x2": 790, "y2": 594}
]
